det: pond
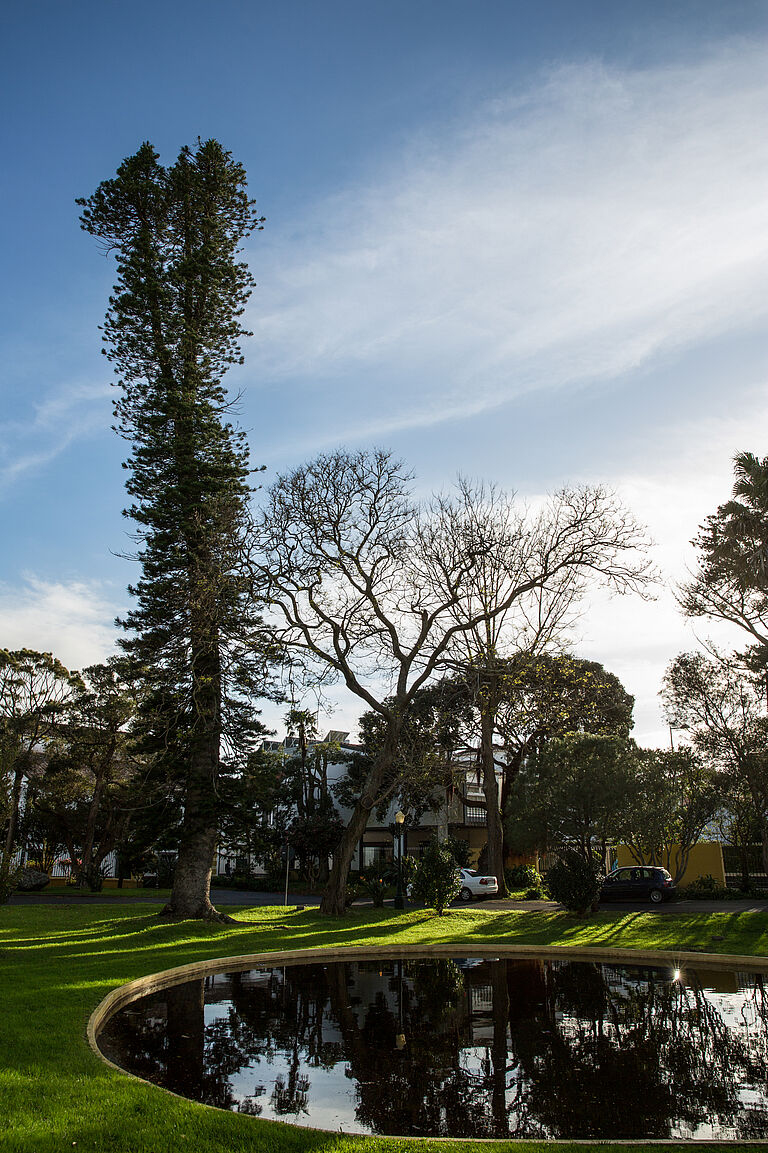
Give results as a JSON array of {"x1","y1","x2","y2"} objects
[{"x1": 97, "y1": 954, "x2": 768, "y2": 1139}]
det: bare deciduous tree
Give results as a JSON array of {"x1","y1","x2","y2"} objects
[
  {"x1": 435, "y1": 479, "x2": 650, "y2": 893},
  {"x1": 253, "y1": 449, "x2": 652, "y2": 915}
]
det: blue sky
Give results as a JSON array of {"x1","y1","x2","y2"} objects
[{"x1": 2, "y1": 1, "x2": 768, "y2": 744}]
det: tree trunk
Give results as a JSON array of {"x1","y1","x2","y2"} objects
[
  {"x1": 319, "y1": 736, "x2": 397, "y2": 915},
  {"x1": 78, "y1": 770, "x2": 105, "y2": 890},
  {"x1": 481, "y1": 703, "x2": 508, "y2": 897},
  {"x1": 0, "y1": 763, "x2": 26, "y2": 901},
  {"x1": 163, "y1": 764, "x2": 224, "y2": 920},
  {"x1": 162, "y1": 634, "x2": 232, "y2": 921}
]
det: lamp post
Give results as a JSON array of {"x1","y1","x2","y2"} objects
[{"x1": 394, "y1": 810, "x2": 406, "y2": 909}]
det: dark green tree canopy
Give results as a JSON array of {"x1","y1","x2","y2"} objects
[
  {"x1": 679, "y1": 451, "x2": 768, "y2": 670},
  {"x1": 505, "y1": 732, "x2": 638, "y2": 862},
  {"x1": 79, "y1": 140, "x2": 273, "y2": 919},
  {"x1": 496, "y1": 653, "x2": 635, "y2": 762}
]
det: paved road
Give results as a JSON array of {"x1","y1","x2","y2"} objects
[
  {"x1": 8, "y1": 887, "x2": 322, "y2": 907},
  {"x1": 8, "y1": 887, "x2": 768, "y2": 914}
]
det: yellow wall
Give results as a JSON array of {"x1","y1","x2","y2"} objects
[{"x1": 613, "y1": 842, "x2": 725, "y2": 888}]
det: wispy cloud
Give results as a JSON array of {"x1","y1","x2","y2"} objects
[
  {"x1": 0, "y1": 576, "x2": 121, "y2": 670},
  {"x1": 249, "y1": 40, "x2": 768, "y2": 444},
  {"x1": 0, "y1": 380, "x2": 110, "y2": 490}
]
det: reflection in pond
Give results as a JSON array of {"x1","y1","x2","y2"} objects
[{"x1": 98, "y1": 956, "x2": 768, "y2": 1138}]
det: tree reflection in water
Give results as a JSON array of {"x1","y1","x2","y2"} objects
[{"x1": 98, "y1": 956, "x2": 768, "y2": 1139}]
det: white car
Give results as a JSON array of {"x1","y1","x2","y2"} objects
[{"x1": 457, "y1": 867, "x2": 498, "y2": 902}]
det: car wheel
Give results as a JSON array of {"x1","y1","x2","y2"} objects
[
  {"x1": 459, "y1": 887, "x2": 473, "y2": 902},
  {"x1": 649, "y1": 888, "x2": 663, "y2": 904}
]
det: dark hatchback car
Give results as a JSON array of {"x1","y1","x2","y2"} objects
[{"x1": 601, "y1": 866, "x2": 676, "y2": 904}]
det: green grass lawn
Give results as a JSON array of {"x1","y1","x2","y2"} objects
[{"x1": 3, "y1": 901, "x2": 768, "y2": 1153}]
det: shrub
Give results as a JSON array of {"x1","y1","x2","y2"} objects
[
  {"x1": 505, "y1": 863, "x2": 542, "y2": 891},
  {"x1": 411, "y1": 839, "x2": 462, "y2": 915},
  {"x1": 525, "y1": 886, "x2": 545, "y2": 899},
  {"x1": 399, "y1": 854, "x2": 418, "y2": 889},
  {"x1": 676, "y1": 874, "x2": 735, "y2": 900},
  {"x1": 442, "y1": 835, "x2": 472, "y2": 869},
  {"x1": 357, "y1": 865, "x2": 390, "y2": 907},
  {"x1": 545, "y1": 851, "x2": 602, "y2": 915},
  {"x1": 685, "y1": 873, "x2": 718, "y2": 894}
]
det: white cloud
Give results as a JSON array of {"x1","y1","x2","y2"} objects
[
  {"x1": 574, "y1": 398, "x2": 768, "y2": 747},
  {"x1": 249, "y1": 41, "x2": 768, "y2": 441},
  {"x1": 0, "y1": 577, "x2": 121, "y2": 671},
  {"x1": 0, "y1": 380, "x2": 110, "y2": 491}
]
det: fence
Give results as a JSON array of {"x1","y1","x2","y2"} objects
[
  {"x1": 722, "y1": 844, "x2": 768, "y2": 889},
  {"x1": 14, "y1": 850, "x2": 118, "y2": 879}
]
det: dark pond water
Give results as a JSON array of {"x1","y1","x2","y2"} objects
[{"x1": 98, "y1": 955, "x2": 768, "y2": 1139}]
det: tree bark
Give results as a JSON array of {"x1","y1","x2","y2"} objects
[
  {"x1": 319, "y1": 730, "x2": 399, "y2": 915},
  {"x1": 162, "y1": 628, "x2": 233, "y2": 921},
  {"x1": 481, "y1": 702, "x2": 508, "y2": 897},
  {"x1": 1, "y1": 763, "x2": 25, "y2": 880},
  {"x1": 162, "y1": 732, "x2": 229, "y2": 919},
  {"x1": 78, "y1": 768, "x2": 106, "y2": 890}
]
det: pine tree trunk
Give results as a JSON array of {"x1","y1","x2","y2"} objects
[
  {"x1": 162, "y1": 624, "x2": 232, "y2": 921},
  {"x1": 163, "y1": 718, "x2": 224, "y2": 919}
]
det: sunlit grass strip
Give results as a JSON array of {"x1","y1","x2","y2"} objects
[{"x1": 3, "y1": 902, "x2": 768, "y2": 1152}]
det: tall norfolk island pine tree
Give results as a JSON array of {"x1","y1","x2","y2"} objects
[{"x1": 79, "y1": 140, "x2": 271, "y2": 920}]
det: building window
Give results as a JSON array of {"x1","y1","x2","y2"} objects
[
  {"x1": 465, "y1": 806, "x2": 487, "y2": 826},
  {"x1": 362, "y1": 845, "x2": 393, "y2": 868}
]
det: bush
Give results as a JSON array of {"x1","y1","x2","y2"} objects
[
  {"x1": 505, "y1": 863, "x2": 542, "y2": 891},
  {"x1": 357, "y1": 865, "x2": 390, "y2": 907},
  {"x1": 400, "y1": 854, "x2": 418, "y2": 890},
  {"x1": 411, "y1": 838, "x2": 462, "y2": 915},
  {"x1": 344, "y1": 881, "x2": 361, "y2": 907},
  {"x1": 676, "y1": 874, "x2": 743, "y2": 901},
  {"x1": 545, "y1": 851, "x2": 602, "y2": 915},
  {"x1": 442, "y1": 835, "x2": 472, "y2": 869},
  {"x1": 676, "y1": 883, "x2": 731, "y2": 900},
  {"x1": 687, "y1": 872, "x2": 718, "y2": 893},
  {"x1": 525, "y1": 886, "x2": 545, "y2": 899}
]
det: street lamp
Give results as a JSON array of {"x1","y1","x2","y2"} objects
[{"x1": 394, "y1": 810, "x2": 406, "y2": 909}]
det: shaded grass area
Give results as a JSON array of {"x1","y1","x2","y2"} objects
[{"x1": 3, "y1": 901, "x2": 768, "y2": 1152}]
